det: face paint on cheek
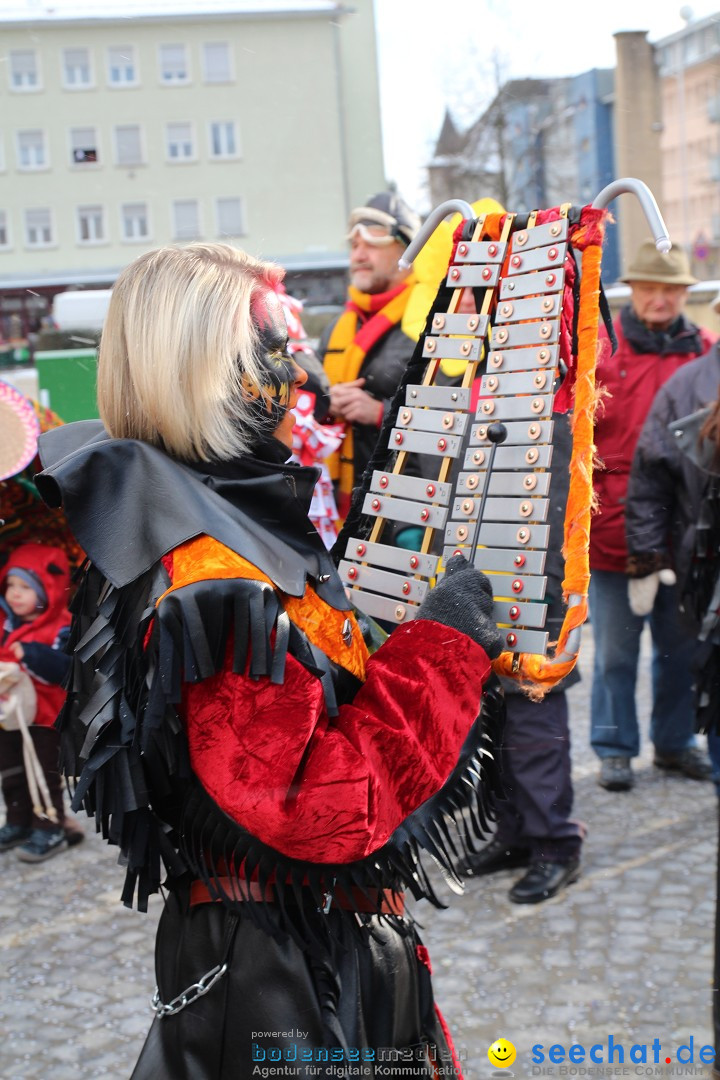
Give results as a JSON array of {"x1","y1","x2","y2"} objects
[{"x1": 242, "y1": 288, "x2": 295, "y2": 432}]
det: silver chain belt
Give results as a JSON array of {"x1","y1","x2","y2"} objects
[{"x1": 151, "y1": 961, "x2": 228, "y2": 1018}]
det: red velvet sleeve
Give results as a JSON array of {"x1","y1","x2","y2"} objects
[{"x1": 183, "y1": 618, "x2": 491, "y2": 864}]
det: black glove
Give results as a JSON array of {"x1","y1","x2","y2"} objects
[{"x1": 415, "y1": 554, "x2": 504, "y2": 659}]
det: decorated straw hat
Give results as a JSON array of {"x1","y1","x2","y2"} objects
[
  {"x1": 620, "y1": 239, "x2": 697, "y2": 286},
  {"x1": 0, "y1": 380, "x2": 40, "y2": 482}
]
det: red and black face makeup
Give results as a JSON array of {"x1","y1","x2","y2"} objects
[{"x1": 242, "y1": 287, "x2": 296, "y2": 433}]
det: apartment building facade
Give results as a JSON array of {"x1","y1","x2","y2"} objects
[{"x1": 0, "y1": 1, "x2": 386, "y2": 333}]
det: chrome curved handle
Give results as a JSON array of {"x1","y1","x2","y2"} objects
[
  {"x1": 398, "y1": 199, "x2": 475, "y2": 269},
  {"x1": 592, "y1": 177, "x2": 671, "y2": 253}
]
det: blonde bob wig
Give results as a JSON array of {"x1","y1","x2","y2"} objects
[{"x1": 98, "y1": 243, "x2": 285, "y2": 462}]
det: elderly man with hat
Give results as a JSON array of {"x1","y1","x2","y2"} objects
[
  {"x1": 318, "y1": 191, "x2": 420, "y2": 519},
  {"x1": 589, "y1": 239, "x2": 716, "y2": 792}
]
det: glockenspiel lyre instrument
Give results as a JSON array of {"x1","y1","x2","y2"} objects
[{"x1": 335, "y1": 180, "x2": 672, "y2": 693}]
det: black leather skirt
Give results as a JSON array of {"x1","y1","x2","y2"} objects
[{"x1": 130, "y1": 883, "x2": 461, "y2": 1080}]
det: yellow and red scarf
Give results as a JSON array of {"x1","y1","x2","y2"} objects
[{"x1": 323, "y1": 275, "x2": 416, "y2": 518}]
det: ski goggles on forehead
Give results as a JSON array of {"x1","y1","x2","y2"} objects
[{"x1": 346, "y1": 207, "x2": 400, "y2": 247}]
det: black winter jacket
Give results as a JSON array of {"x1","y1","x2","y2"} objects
[{"x1": 626, "y1": 342, "x2": 720, "y2": 623}]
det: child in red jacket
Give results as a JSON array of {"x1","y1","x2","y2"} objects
[{"x1": 0, "y1": 543, "x2": 81, "y2": 861}]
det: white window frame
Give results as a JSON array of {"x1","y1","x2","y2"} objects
[
  {"x1": 114, "y1": 124, "x2": 145, "y2": 167},
  {"x1": 9, "y1": 50, "x2": 40, "y2": 91},
  {"x1": 171, "y1": 199, "x2": 202, "y2": 242},
  {"x1": 76, "y1": 204, "x2": 107, "y2": 245},
  {"x1": 69, "y1": 126, "x2": 100, "y2": 167},
  {"x1": 202, "y1": 42, "x2": 233, "y2": 84},
  {"x1": 208, "y1": 120, "x2": 239, "y2": 160},
  {"x1": 107, "y1": 45, "x2": 138, "y2": 87},
  {"x1": 24, "y1": 207, "x2": 54, "y2": 249},
  {"x1": 158, "y1": 43, "x2": 190, "y2": 85},
  {"x1": 215, "y1": 196, "x2": 246, "y2": 238},
  {"x1": 166, "y1": 121, "x2": 196, "y2": 163},
  {"x1": 17, "y1": 130, "x2": 48, "y2": 171},
  {"x1": 62, "y1": 46, "x2": 94, "y2": 89},
  {"x1": 0, "y1": 210, "x2": 11, "y2": 249},
  {"x1": 120, "y1": 202, "x2": 151, "y2": 242}
]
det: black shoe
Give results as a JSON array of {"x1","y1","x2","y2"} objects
[
  {"x1": 456, "y1": 838, "x2": 531, "y2": 878},
  {"x1": 509, "y1": 859, "x2": 581, "y2": 904},
  {"x1": 654, "y1": 746, "x2": 713, "y2": 780},
  {"x1": 0, "y1": 824, "x2": 32, "y2": 852},
  {"x1": 598, "y1": 756, "x2": 634, "y2": 791},
  {"x1": 16, "y1": 827, "x2": 68, "y2": 863}
]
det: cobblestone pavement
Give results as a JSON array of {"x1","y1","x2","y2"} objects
[{"x1": 1, "y1": 626, "x2": 717, "y2": 1079}]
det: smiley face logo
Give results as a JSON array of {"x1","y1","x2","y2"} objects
[{"x1": 488, "y1": 1039, "x2": 516, "y2": 1068}]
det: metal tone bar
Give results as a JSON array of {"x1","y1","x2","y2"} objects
[
  {"x1": 446, "y1": 265, "x2": 501, "y2": 288},
  {"x1": 456, "y1": 470, "x2": 551, "y2": 498},
  {"x1": 345, "y1": 538, "x2": 439, "y2": 577},
  {"x1": 345, "y1": 588, "x2": 420, "y2": 625},
  {"x1": 405, "y1": 384, "x2": 472, "y2": 410},
  {"x1": 499, "y1": 268, "x2": 565, "y2": 299},
  {"x1": 453, "y1": 239, "x2": 507, "y2": 263},
  {"x1": 469, "y1": 443, "x2": 554, "y2": 470},
  {"x1": 477, "y1": 522, "x2": 550, "y2": 548},
  {"x1": 480, "y1": 370, "x2": 556, "y2": 397},
  {"x1": 474, "y1": 547, "x2": 547, "y2": 575},
  {"x1": 422, "y1": 336, "x2": 482, "y2": 361},
  {"x1": 495, "y1": 294, "x2": 560, "y2": 322},
  {"x1": 494, "y1": 600, "x2": 547, "y2": 628},
  {"x1": 396, "y1": 407, "x2": 470, "y2": 437},
  {"x1": 487, "y1": 344, "x2": 559, "y2": 373},
  {"x1": 451, "y1": 495, "x2": 550, "y2": 523},
  {"x1": 430, "y1": 311, "x2": 489, "y2": 336},
  {"x1": 499, "y1": 627, "x2": 550, "y2": 654},
  {"x1": 509, "y1": 219, "x2": 568, "y2": 251},
  {"x1": 338, "y1": 561, "x2": 430, "y2": 603},
  {"x1": 370, "y1": 470, "x2": 452, "y2": 505},
  {"x1": 476, "y1": 394, "x2": 554, "y2": 421},
  {"x1": 442, "y1": 544, "x2": 547, "y2": 577},
  {"x1": 361, "y1": 493, "x2": 448, "y2": 529},
  {"x1": 389, "y1": 428, "x2": 463, "y2": 458},
  {"x1": 485, "y1": 572, "x2": 547, "y2": 601},
  {"x1": 490, "y1": 321, "x2": 559, "y2": 350},
  {"x1": 506, "y1": 243, "x2": 567, "y2": 276}
]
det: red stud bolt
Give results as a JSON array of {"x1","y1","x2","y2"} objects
[
  {"x1": 420, "y1": 508, "x2": 430, "y2": 522},
  {"x1": 458, "y1": 243, "x2": 468, "y2": 255},
  {"x1": 450, "y1": 268, "x2": 460, "y2": 280},
  {"x1": 437, "y1": 438, "x2": 447, "y2": 451},
  {"x1": 513, "y1": 554, "x2": 526, "y2": 567},
  {"x1": 371, "y1": 498, "x2": 381, "y2": 511},
  {"x1": 347, "y1": 566, "x2": 358, "y2": 580},
  {"x1": 402, "y1": 582, "x2": 411, "y2": 595},
  {"x1": 426, "y1": 483, "x2": 436, "y2": 497},
  {"x1": 482, "y1": 266, "x2": 492, "y2": 280},
  {"x1": 511, "y1": 254, "x2": 522, "y2": 268},
  {"x1": 509, "y1": 605, "x2": 520, "y2": 620},
  {"x1": 548, "y1": 247, "x2": 558, "y2": 260},
  {"x1": 409, "y1": 556, "x2": 419, "y2": 569},
  {"x1": 356, "y1": 543, "x2": 366, "y2": 556},
  {"x1": 545, "y1": 273, "x2": 556, "y2": 286},
  {"x1": 394, "y1": 432, "x2": 404, "y2": 445},
  {"x1": 506, "y1": 633, "x2": 517, "y2": 647},
  {"x1": 488, "y1": 243, "x2": 498, "y2": 256},
  {"x1": 512, "y1": 579, "x2": 523, "y2": 593},
  {"x1": 379, "y1": 475, "x2": 389, "y2": 488}
]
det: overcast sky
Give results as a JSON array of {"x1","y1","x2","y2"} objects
[{"x1": 373, "y1": 0, "x2": 720, "y2": 210}]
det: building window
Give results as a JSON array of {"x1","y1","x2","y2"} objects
[
  {"x1": 216, "y1": 196, "x2": 245, "y2": 237},
  {"x1": 70, "y1": 126, "x2": 98, "y2": 165},
  {"x1": 25, "y1": 208, "x2": 53, "y2": 247},
  {"x1": 202, "y1": 42, "x2": 232, "y2": 83},
  {"x1": 172, "y1": 199, "x2": 201, "y2": 240},
  {"x1": 0, "y1": 211, "x2": 10, "y2": 248},
  {"x1": 17, "y1": 130, "x2": 46, "y2": 169},
  {"x1": 209, "y1": 121, "x2": 238, "y2": 159},
  {"x1": 121, "y1": 202, "x2": 149, "y2": 240},
  {"x1": 166, "y1": 122, "x2": 194, "y2": 161},
  {"x1": 108, "y1": 45, "x2": 137, "y2": 86},
  {"x1": 10, "y1": 51, "x2": 39, "y2": 89},
  {"x1": 63, "y1": 47, "x2": 92, "y2": 87},
  {"x1": 159, "y1": 44, "x2": 189, "y2": 83},
  {"x1": 77, "y1": 205, "x2": 105, "y2": 243},
  {"x1": 114, "y1": 125, "x2": 143, "y2": 166}
]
